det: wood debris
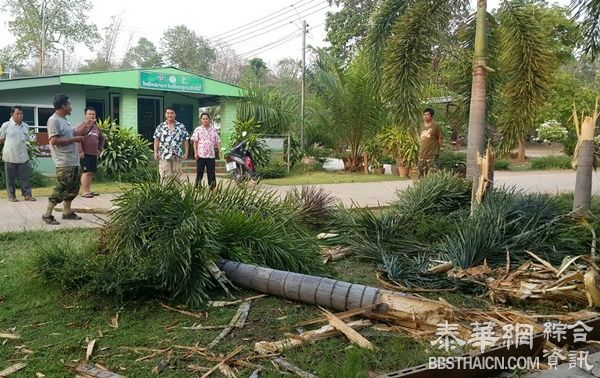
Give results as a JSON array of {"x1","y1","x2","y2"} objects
[
  {"x1": 54, "y1": 207, "x2": 109, "y2": 214},
  {"x1": 208, "y1": 302, "x2": 250, "y2": 349},
  {"x1": 320, "y1": 307, "x2": 374, "y2": 350},
  {"x1": 201, "y1": 345, "x2": 244, "y2": 378},
  {"x1": 35, "y1": 373, "x2": 45, "y2": 378},
  {"x1": 110, "y1": 314, "x2": 119, "y2": 329},
  {"x1": 322, "y1": 246, "x2": 352, "y2": 263},
  {"x1": 272, "y1": 357, "x2": 316, "y2": 378},
  {"x1": 0, "y1": 333, "x2": 20, "y2": 340},
  {"x1": 85, "y1": 339, "x2": 96, "y2": 362},
  {"x1": 255, "y1": 319, "x2": 371, "y2": 354},
  {"x1": 151, "y1": 350, "x2": 172, "y2": 375},
  {"x1": 75, "y1": 364, "x2": 127, "y2": 378},
  {"x1": 209, "y1": 294, "x2": 266, "y2": 307},
  {"x1": 0, "y1": 363, "x2": 26, "y2": 377},
  {"x1": 158, "y1": 302, "x2": 205, "y2": 319}
]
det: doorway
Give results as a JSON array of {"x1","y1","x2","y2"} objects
[{"x1": 137, "y1": 96, "x2": 163, "y2": 141}]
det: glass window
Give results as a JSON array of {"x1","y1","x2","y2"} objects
[
  {"x1": 21, "y1": 106, "x2": 35, "y2": 125},
  {"x1": 0, "y1": 106, "x2": 10, "y2": 124},
  {"x1": 37, "y1": 107, "x2": 54, "y2": 126}
]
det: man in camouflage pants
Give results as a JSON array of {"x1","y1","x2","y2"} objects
[{"x1": 42, "y1": 94, "x2": 85, "y2": 225}]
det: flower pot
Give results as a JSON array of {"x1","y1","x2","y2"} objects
[
  {"x1": 409, "y1": 168, "x2": 419, "y2": 180},
  {"x1": 398, "y1": 166, "x2": 410, "y2": 177}
]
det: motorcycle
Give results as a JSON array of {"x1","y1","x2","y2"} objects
[{"x1": 224, "y1": 131, "x2": 260, "y2": 184}]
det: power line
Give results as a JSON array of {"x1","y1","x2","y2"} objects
[
  {"x1": 239, "y1": 22, "x2": 324, "y2": 59},
  {"x1": 214, "y1": 2, "x2": 328, "y2": 46},
  {"x1": 209, "y1": 0, "x2": 312, "y2": 41},
  {"x1": 220, "y1": 5, "x2": 329, "y2": 45}
]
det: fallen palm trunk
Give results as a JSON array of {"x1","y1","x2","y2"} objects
[{"x1": 217, "y1": 260, "x2": 455, "y2": 328}]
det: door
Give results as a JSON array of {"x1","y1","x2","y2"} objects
[
  {"x1": 85, "y1": 100, "x2": 105, "y2": 121},
  {"x1": 137, "y1": 97, "x2": 163, "y2": 141},
  {"x1": 173, "y1": 103, "x2": 193, "y2": 134}
]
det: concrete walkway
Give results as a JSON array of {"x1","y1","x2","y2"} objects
[{"x1": 0, "y1": 170, "x2": 598, "y2": 232}]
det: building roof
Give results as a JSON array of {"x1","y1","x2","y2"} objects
[{"x1": 0, "y1": 66, "x2": 245, "y2": 97}]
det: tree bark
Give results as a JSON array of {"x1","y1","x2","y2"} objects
[
  {"x1": 573, "y1": 140, "x2": 595, "y2": 215},
  {"x1": 518, "y1": 139, "x2": 526, "y2": 161},
  {"x1": 217, "y1": 260, "x2": 454, "y2": 327},
  {"x1": 467, "y1": 0, "x2": 488, "y2": 210}
]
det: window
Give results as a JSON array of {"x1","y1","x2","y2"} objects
[
  {"x1": 110, "y1": 94, "x2": 120, "y2": 123},
  {"x1": 37, "y1": 107, "x2": 54, "y2": 127},
  {"x1": 0, "y1": 104, "x2": 54, "y2": 131}
]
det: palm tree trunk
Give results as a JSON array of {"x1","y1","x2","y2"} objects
[
  {"x1": 518, "y1": 139, "x2": 526, "y2": 161},
  {"x1": 217, "y1": 260, "x2": 453, "y2": 326},
  {"x1": 573, "y1": 101, "x2": 599, "y2": 215},
  {"x1": 467, "y1": 0, "x2": 488, "y2": 209}
]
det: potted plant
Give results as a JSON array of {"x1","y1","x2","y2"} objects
[
  {"x1": 378, "y1": 126, "x2": 419, "y2": 178},
  {"x1": 363, "y1": 139, "x2": 385, "y2": 174}
]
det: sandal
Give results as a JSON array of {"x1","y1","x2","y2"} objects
[
  {"x1": 62, "y1": 212, "x2": 82, "y2": 220},
  {"x1": 81, "y1": 193, "x2": 94, "y2": 198},
  {"x1": 91, "y1": 192, "x2": 100, "y2": 196},
  {"x1": 42, "y1": 215, "x2": 60, "y2": 225}
]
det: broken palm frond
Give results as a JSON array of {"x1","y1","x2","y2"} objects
[
  {"x1": 474, "y1": 142, "x2": 495, "y2": 205},
  {"x1": 85, "y1": 339, "x2": 96, "y2": 362},
  {"x1": 321, "y1": 246, "x2": 352, "y2": 263},
  {"x1": 158, "y1": 302, "x2": 205, "y2": 319},
  {"x1": 208, "y1": 302, "x2": 250, "y2": 349},
  {"x1": 256, "y1": 320, "x2": 371, "y2": 354},
  {"x1": 447, "y1": 255, "x2": 600, "y2": 308},
  {"x1": 285, "y1": 185, "x2": 338, "y2": 232},
  {"x1": 0, "y1": 363, "x2": 27, "y2": 377},
  {"x1": 320, "y1": 307, "x2": 375, "y2": 350},
  {"x1": 272, "y1": 357, "x2": 317, "y2": 378},
  {"x1": 75, "y1": 365, "x2": 126, "y2": 378}
]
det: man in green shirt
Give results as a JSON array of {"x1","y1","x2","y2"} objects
[
  {"x1": 417, "y1": 107, "x2": 442, "y2": 177},
  {"x1": 0, "y1": 106, "x2": 35, "y2": 202}
]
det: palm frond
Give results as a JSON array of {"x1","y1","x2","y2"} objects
[
  {"x1": 496, "y1": 1, "x2": 556, "y2": 154},
  {"x1": 572, "y1": 0, "x2": 600, "y2": 61}
]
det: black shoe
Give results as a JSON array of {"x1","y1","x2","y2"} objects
[
  {"x1": 62, "y1": 212, "x2": 82, "y2": 220},
  {"x1": 42, "y1": 215, "x2": 60, "y2": 225}
]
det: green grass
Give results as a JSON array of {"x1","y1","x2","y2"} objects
[
  {"x1": 0, "y1": 181, "x2": 133, "y2": 199},
  {"x1": 262, "y1": 171, "x2": 408, "y2": 186},
  {"x1": 0, "y1": 230, "x2": 436, "y2": 377}
]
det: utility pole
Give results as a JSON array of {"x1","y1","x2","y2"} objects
[
  {"x1": 61, "y1": 49, "x2": 65, "y2": 73},
  {"x1": 40, "y1": 1, "x2": 46, "y2": 76},
  {"x1": 300, "y1": 20, "x2": 308, "y2": 151}
]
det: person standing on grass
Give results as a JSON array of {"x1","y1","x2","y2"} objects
[
  {"x1": 192, "y1": 112, "x2": 221, "y2": 188},
  {"x1": 42, "y1": 94, "x2": 85, "y2": 225},
  {"x1": 153, "y1": 107, "x2": 189, "y2": 182},
  {"x1": 0, "y1": 106, "x2": 35, "y2": 202},
  {"x1": 75, "y1": 107, "x2": 104, "y2": 198},
  {"x1": 417, "y1": 107, "x2": 443, "y2": 178}
]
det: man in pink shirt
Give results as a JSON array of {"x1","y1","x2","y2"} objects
[
  {"x1": 75, "y1": 107, "x2": 104, "y2": 198},
  {"x1": 192, "y1": 112, "x2": 221, "y2": 188}
]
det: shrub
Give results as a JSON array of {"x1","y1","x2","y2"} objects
[
  {"x1": 285, "y1": 185, "x2": 337, "y2": 231},
  {"x1": 437, "y1": 150, "x2": 466, "y2": 170},
  {"x1": 291, "y1": 161, "x2": 323, "y2": 174},
  {"x1": 0, "y1": 143, "x2": 47, "y2": 188},
  {"x1": 260, "y1": 160, "x2": 287, "y2": 179},
  {"x1": 535, "y1": 120, "x2": 568, "y2": 143},
  {"x1": 494, "y1": 159, "x2": 511, "y2": 170},
  {"x1": 530, "y1": 155, "x2": 572, "y2": 170},
  {"x1": 231, "y1": 118, "x2": 271, "y2": 168},
  {"x1": 283, "y1": 134, "x2": 302, "y2": 168},
  {"x1": 98, "y1": 122, "x2": 151, "y2": 180}
]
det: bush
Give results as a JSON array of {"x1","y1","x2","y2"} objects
[
  {"x1": 563, "y1": 131, "x2": 577, "y2": 156},
  {"x1": 98, "y1": 122, "x2": 151, "y2": 180},
  {"x1": 285, "y1": 185, "x2": 337, "y2": 231},
  {"x1": 0, "y1": 143, "x2": 48, "y2": 188},
  {"x1": 260, "y1": 160, "x2": 287, "y2": 179},
  {"x1": 291, "y1": 161, "x2": 323, "y2": 174},
  {"x1": 494, "y1": 159, "x2": 511, "y2": 170},
  {"x1": 530, "y1": 155, "x2": 572, "y2": 170},
  {"x1": 437, "y1": 150, "x2": 466, "y2": 170},
  {"x1": 231, "y1": 118, "x2": 271, "y2": 169}
]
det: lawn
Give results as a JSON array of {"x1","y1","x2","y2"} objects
[
  {"x1": 0, "y1": 229, "x2": 442, "y2": 378},
  {"x1": 262, "y1": 171, "x2": 408, "y2": 186}
]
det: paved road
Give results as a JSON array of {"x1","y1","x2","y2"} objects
[{"x1": 0, "y1": 170, "x2": 597, "y2": 232}]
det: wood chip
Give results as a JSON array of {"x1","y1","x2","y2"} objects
[
  {"x1": 75, "y1": 364, "x2": 127, "y2": 378},
  {"x1": 85, "y1": 339, "x2": 96, "y2": 362},
  {"x1": 209, "y1": 294, "x2": 267, "y2": 307},
  {"x1": 188, "y1": 364, "x2": 210, "y2": 373},
  {"x1": 320, "y1": 307, "x2": 374, "y2": 350},
  {"x1": 151, "y1": 350, "x2": 172, "y2": 375},
  {"x1": 110, "y1": 314, "x2": 119, "y2": 329},
  {"x1": 0, "y1": 333, "x2": 20, "y2": 340},
  {"x1": 217, "y1": 363, "x2": 236, "y2": 378},
  {"x1": 255, "y1": 320, "x2": 371, "y2": 354},
  {"x1": 208, "y1": 302, "x2": 248, "y2": 349},
  {"x1": 158, "y1": 302, "x2": 205, "y2": 319},
  {"x1": 0, "y1": 363, "x2": 26, "y2": 377},
  {"x1": 272, "y1": 357, "x2": 316, "y2": 378},
  {"x1": 201, "y1": 345, "x2": 244, "y2": 378}
]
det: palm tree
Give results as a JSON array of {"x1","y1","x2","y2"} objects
[
  {"x1": 309, "y1": 48, "x2": 386, "y2": 169},
  {"x1": 365, "y1": 0, "x2": 556, "y2": 193},
  {"x1": 572, "y1": 0, "x2": 600, "y2": 61}
]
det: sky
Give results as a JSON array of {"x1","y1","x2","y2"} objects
[{"x1": 0, "y1": 0, "x2": 571, "y2": 70}]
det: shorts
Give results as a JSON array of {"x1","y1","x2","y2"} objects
[
  {"x1": 81, "y1": 154, "x2": 98, "y2": 173},
  {"x1": 49, "y1": 166, "x2": 81, "y2": 205}
]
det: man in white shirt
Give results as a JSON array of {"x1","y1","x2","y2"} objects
[{"x1": 0, "y1": 106, "x2": 35, "y2": 202}]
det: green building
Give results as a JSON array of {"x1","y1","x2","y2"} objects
[{"x1": 0, "y1": 67, "x2": 244, "y2": 172}]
